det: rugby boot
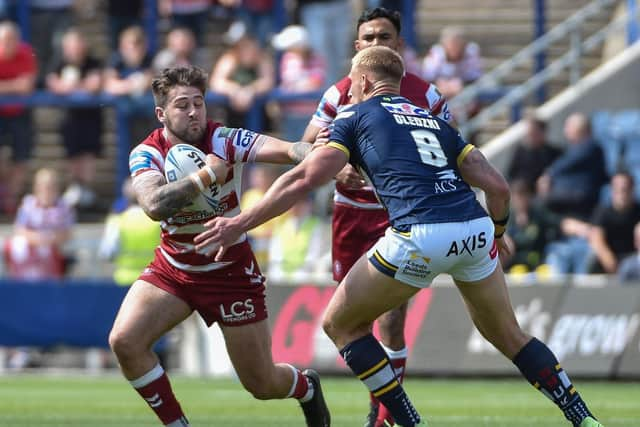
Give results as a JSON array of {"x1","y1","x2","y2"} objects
[
  {"x1": 364, "y1": 401, "x2": 379, "y2": 427},
  {"x1": 299, "y1": 369, "x2": 331, "y2": 427},
  {"x1": 579, "y1": 417, "x2": 604, "y2": 427}
]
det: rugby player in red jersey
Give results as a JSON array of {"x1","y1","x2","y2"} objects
[
  {"x1": 300, "y1": 8, "x2": 451, "y2": 427},
  {"x1": 108, "y1": 66, "x2": 330, "y2": 427}
]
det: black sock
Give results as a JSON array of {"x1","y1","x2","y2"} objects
[
  {"x1": 340, "y1": 334, "x2": 421, "y2": 427},
  {"x1": 513, "y1": 338, "x2": 595, "y2": 426}
]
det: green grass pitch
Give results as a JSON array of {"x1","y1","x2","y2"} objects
[{"x1": 0, "y1": 374, "x2": 637, "y2": 426}]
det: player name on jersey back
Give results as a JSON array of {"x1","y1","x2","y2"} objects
[{"x1": 391, "y1": 114, "x2": 441, "y2": 130}]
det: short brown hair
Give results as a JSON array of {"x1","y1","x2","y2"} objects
[
  {"x1": 351, "y1": 45, "x2": 404, "y2": 84},
  {"x1": 151, "y1": 66, "x2": 208, "y2": 108}
]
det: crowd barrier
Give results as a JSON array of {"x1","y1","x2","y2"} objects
[{"x1": 1, "y1": 279, "x2": 639, "y2": 378}]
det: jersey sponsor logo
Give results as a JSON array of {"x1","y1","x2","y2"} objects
[
  {"x1": 220, "y1": 298, "x2": 256, "y2": 322},
  {"x1": 168, "y1": 209, "x2": 217, "y2": 224},
  {"x1": 446, "y1": 232, "x2": 487, "y2": 257},
  {"x1": 400, "y1": 253, "x2": 432, "y2": 280},
  {"x1": 434, "y1": 169, "x2": 460, "y2": 194},
  {"x1": 381, "y1": 102, "x2": 431, "y2": 118},
  {"x1": 235, "y1": 129, "x2": 256, "y2": 148},
  {"x1": 217, "y1": 126, "x2": 237, "y2": 139}
]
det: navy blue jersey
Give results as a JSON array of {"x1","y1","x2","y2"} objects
[{"x1": 328, "y1": 94, "x2": 488, "y2": 228}]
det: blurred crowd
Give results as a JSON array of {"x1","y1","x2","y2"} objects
[{"x1": 0, "y1": 1, "x2": 638, "y2": 287}]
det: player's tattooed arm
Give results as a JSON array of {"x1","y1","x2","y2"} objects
[{"x1": 133, "y1": 173, "x2": 199, "y2": 221}]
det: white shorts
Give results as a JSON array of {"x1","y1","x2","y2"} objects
[{"x1": 367, "y1": 217, "x2": 499, "y2": 288}]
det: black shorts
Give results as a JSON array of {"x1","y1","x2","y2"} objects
[{"x1": 61, "y1": 108, "x2": 103, "y2": 157}]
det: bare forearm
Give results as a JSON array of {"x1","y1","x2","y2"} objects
[{"x1": 238, "y1": 168, "x2": 312, "y2": 231}]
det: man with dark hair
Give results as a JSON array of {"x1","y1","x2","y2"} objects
[
  {"x1": 300, "y1": 7, "x2": 451, "y2": 426},
  {"x1": 506, "y1": 114, "x2": 562, "y2": 191},
  {"x1": 109, "y1": 66, "x2": 330, "y2": 427},
  {"x1": 197, "y1": 45, "x2": 604, "y2": 427}
]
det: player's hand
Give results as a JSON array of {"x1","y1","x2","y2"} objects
[
  {"x1": 194, "y1": 216, "x2": 244, "y2": 261},
  {"x1": 335, "y1": 163, "x2": 366, "y2": 188},
  {"x1": 313, "y1": 127, "x2": 331, "y2": 149},
  {"x1": 205, "y1": 154, "x2": 230, "y2": 182}
]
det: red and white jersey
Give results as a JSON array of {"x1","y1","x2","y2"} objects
[
  {"x1": 129, "y1": 120, "x2": 264, "y2": 272},
  {"x1": 310, "y1": 72, "x2": 452, "y2": 209}
]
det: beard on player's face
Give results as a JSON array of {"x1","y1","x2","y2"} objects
[{"x1": 165, "y1": 115, "x2": 206, "y2": 143}]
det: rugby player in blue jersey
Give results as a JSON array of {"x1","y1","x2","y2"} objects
[{"x1": 195, "y1": 46, "x2": 604, "y2": 427}]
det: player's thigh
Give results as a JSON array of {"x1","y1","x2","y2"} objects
[
  {"x1": 111, "y1": 280, "x2": 193, "y2": 348},
  {"x1": 221, "y1": 320, "x2": 276, "y2": 380},
  {"x1": 324, "y1": 255, "x2": 419, "y2": 345},
  {"x1": 454, "y1": 264, "x2": 529, "y2": 358}
]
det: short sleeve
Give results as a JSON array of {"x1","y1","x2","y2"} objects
[
  {"x1": 327, "y1": 108, "x2": 357, "y2": 160},
  {"x1": 129, "y1": 144, "x2": 164, "y2": 179},
  {"x1": 210, "y1": 126, "x2": 264, "y2": 163}
]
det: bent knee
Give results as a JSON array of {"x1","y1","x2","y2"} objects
[{"x1": 109, "y1": 327, "x2": 143, "y2": 359}]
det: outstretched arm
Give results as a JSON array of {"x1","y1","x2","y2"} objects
[
  {"x1": 252, "y1": 135, "x2": 315, "y2": 164},
  {"x1": 195, "y1": 146, "x2": 348, "y2": 259}
]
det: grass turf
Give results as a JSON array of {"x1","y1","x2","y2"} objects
[{"x1": 0, "y1": 374, "x2": 636, "y2": 426}]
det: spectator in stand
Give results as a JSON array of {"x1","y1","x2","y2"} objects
[
  {"x1": 0, "y1": 21, "x2": 37, "y2": 216},
  {"x1": 29, "y1": 0, "x2": 74, "y2": 86},
  {"x1": 152, "y1": 26, "x2": 208, "y2": 73},
  {"x1": 99, "y1": 178, "x2": 160, "y2": 287},
  {"x1": 537, "y1": 113, "x2": 608, "y2": 220},
  {"x1": 210, "y1": 21, "x2": 274, "y2": 129},
  {"x1": 272, "y1": 25, "x2": 326, "y2": 141},
  {"x1": 45, "y1": 27, "x2": 103, "y2": 211},
  {"x1": 107, "y1": 0, "x2": 144, "y2": 52},
  {"x1": 267, "y1": 196, "x2": 330, "y2": 281},
  {"x1": 158, "y1": 0, "x2": 211, "y2": 46},
  {"x1": 104, "y1": 25, "x2": 156, "y2": 146},
  {"x1": 588, "y1": 172, "x2": 640, "y2": 274},
  {"x1": 544, "y1": 216, "x2": 594, "y2": 276},
  {"x1": 421, "y1": 25, "x2": 483, "y2": 100},
  {"x1": 617, "y1": 222, "x2": 640, "y2": 283},
  {"x1": 2, "y1": 168, "x2": 75, "y2": 371},
  {"x1": 506, "y1": 115, "x2": 563, "y2": 191},
  {"x1": 502, "y1": 179, "x2": 561, "y2": 273},
  {"x1": 3, "y1": 168, "x2": 75, "y2": 280},
  {"x1": 298, "y1": 0, "x2": 353, "y2": 84}
]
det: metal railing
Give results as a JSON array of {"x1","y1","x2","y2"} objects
[{"x1": 450, "y1": 0, "x2": 638, "y2": 139}]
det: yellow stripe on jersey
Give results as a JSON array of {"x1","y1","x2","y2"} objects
[
  {"x1": 372, "y1": 380, "x2": 400, "y2": 397},
  {"x1": 327, "y1": 142, "x2": 350, "y2": 160},
  {"x1": 391, "y1": 227, "x2": 411, "y2": 237},
  {"x1": 456, "y1": 144, "x2": 475, "y2": 167},
  {"x1": 373, "y1": 251, "x2": 398, "y2": 272},
  {"x1": 358, "y1": 358, "x2": 388, "y2": 380}
]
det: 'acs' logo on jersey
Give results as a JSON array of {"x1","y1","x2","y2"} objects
[{"x1": 381, "y1": 102, "x2": 431, "y2": 118}]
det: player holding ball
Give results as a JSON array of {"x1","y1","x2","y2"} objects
[{"x1": 109, "y1": 66, "x2": 330, "y2": 427}]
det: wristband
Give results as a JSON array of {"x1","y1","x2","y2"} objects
[
  {"x1": 494, "y1": 225, "x2": 506, "y2": 238},
  {"x1": 202, "y1": 165, "x2": 217, "y2": 184},
  {"x1": 190, "y1": 166, "x2": 217, "y2": 192},
  {"x1": 190, "y1": 172, "x2": 206, "y2": 191},
  {"x1": 491, "y1": 213, "x2": 510, "y2": 226}
]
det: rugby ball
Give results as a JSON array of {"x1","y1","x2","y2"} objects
[{"x1": 164, "y1": 144, "x2": 221, "y2": 212}]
